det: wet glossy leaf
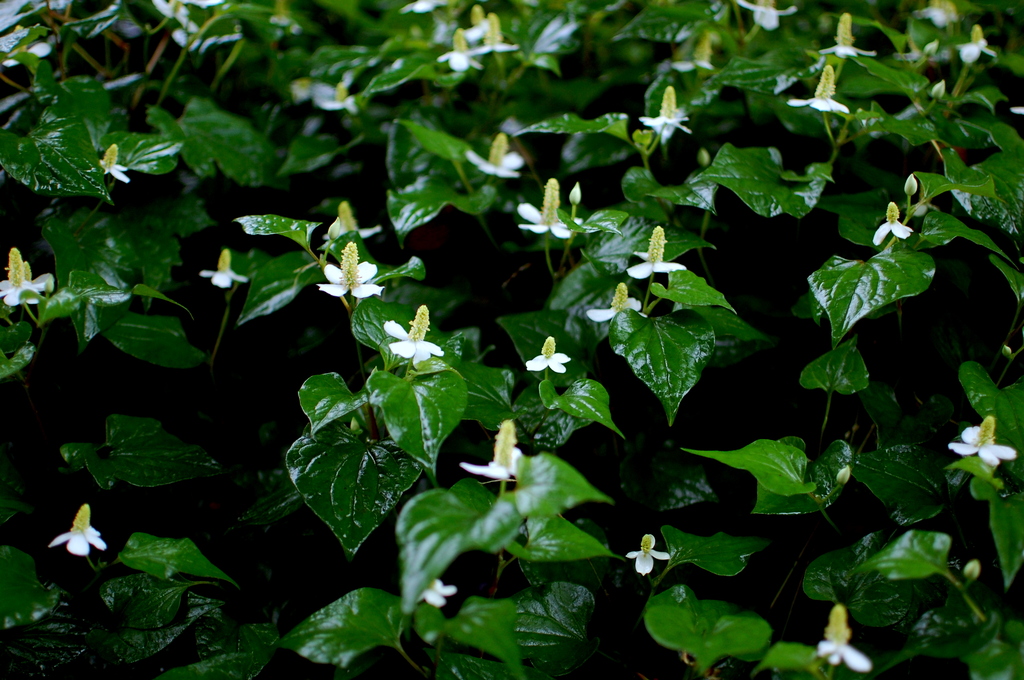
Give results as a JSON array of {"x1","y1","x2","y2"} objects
[
  {"x1": 396, "y1": 487, "x2": 520, "y2": 612},
  {"x1": 278, "y1": 588, "x2": 406, "y2": 668},
  {"x1": 519, "y1": 112, "x2": 628, "y2": 140},
  {"x1": 415, "y1": 597, "x2": 521, "y2": 670},
  {"x1": 585, "y1": 216, "x2": 709, "y2": 277},
  {"x1": 944, "y1": 147, "x2": 1024, "y2": 245},
  {"x1": 703, "y1": 144, "x2": 830, "y2": 219},
  {"x1": 615, "y1": 4, "x2": 720, "y2": 43},
  {"x1": 436, "y1": 653, "x2": 553, "y2": 680},
  {"x1": 514, "y1": 453, "x2": 613, "y2": 518},
  {"x1": 506, "y1": 516, "x2": 615, "y2": 562},
  {"x1": 610, "y1": 310, "x2": 714, "y2": 425},
  {"x1": 808, "y1": 249, "x2": 935, "y2": 347},
  {"x1": 235, "y1": 214, "x2": 322, "y2": 251},
  {"x1": 988, "y1": 255, "x2": 1024, "y2": 305},
  {"x1": 98, "y1": 574, "x2": 190, "y2": 629},
  {"x1": 298, "y1": 373, "x2": 368, "y2": 435},
  {"x1": 685, "y1": 439, "x2": 815, "y2": 497},
  {"x1": 102, "y1": 312, "x2": 205, "y2": 368},
  {"x1": 512, "y1": 582, "x2": 598, "y2": 675},
  {"x1": 660, "y1": 526, "x2": 770, "y2": 576},
  {"x1": 914, "y1": 171, "x2": 998, "y2": 202},
  {"x1": 918, "y1": 212, "x2": 1008, "y2": 260},
  {"x1": 0, "y1": 547, "x2": 58, "y2": 629},
  {"x1": 857, "y1": 530, "x2": 952, "y2": 580},
  {"x1": 799, "y1": 337, "x2": 869, "y2": 395},
  {"x1": 651, "y1": 270, "x2": 733, "y2": 312},
  {"x1": 236, "y1": 252, "x2": 323, "y2": 326},
  {"x1": 278, "y1": 134, "x2": 343, "y2": 177},
  {"x1": 753, "y1": 439, "x2": 852, "y2": 515},
  {"x1": 752, "y1": 642, "x2": 820, "y2": 675},
  {"x1": 0, "y1": 446, "x2": 31, "y2": 525},
  {"x1": 398, "y1": 120, "x2": 471, "y2": 162},
  {"x1": 101, "y1": 131, "x2": 181, "y2": 175},
  {"x1": 367, "y1": 367, "x2": 467, "y2": 472},
  {"x1": 497, "y1": 310, "x2": 589, "y2": 386},
  {"x1": 858, "y1": 383, "x2": 952, "y2": 448},
  {"x1": 905, "y1": 592, "x2": 1000, "y2": 658},
  {"x1": 854, "y1": 445, "x2": 948, "y2": 526},
  {"x1": 461, "y1": 363, "x2": 516, "y2": 429},
  {"x1": 538, "y1": 379, "x2": 622, "y2": 437},
  {"x1": 971, "y1": 480, "x2": 1024, "y2": 591},
  {"x1": 853, "y1": 57, "x2": 929, "y2": 95},
  {"x1": 708, "y1": 49, "x2": 819, "y2": 96},
  {"x1": 520, "y1": 519, "x2": 610, "y2": 593},
  {"x1": 514, "y1": 387, "x2": 587, "y2": 450},
  {"x1": 120, "y1": 533, "x2": 237, "y2": 587},
  {"x1": 285, "y1": 424, "x2": 420, "y2": 559}
]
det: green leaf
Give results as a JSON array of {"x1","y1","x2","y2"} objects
[
  {"x1": 415, "y1": 597, "x2": 521, "y2": 670},
  {"x1": 702, "y1": 144, "x2": 830, "y2": 219},
  {"x1": 970, "y1": 480, "x2": 1024, "y2": 591},
  {"x1": 947, "y1": 457, "x2": 1004, "y2": 491},
  {"x1": 131, "y1": 284, "x2": 191, "y2": 318},
  {"x1": 193, "y1": 611, "x2": 277, "y2": 676},
  {"x1": 708, "y1": 48, "x2": 819, "y2": 95},
  {"x1": 367, "y1": 368, "x2": 467, "y2": 472},
  {"x1": 660, "y1": 526, "x2": 770, "y2": 576},
  {"x1": 0, "y1": 322, "x2": 31, "y2": 354},
  {"x1": 918, "y1": 212, "x2": 1008, "y2": 260},
  {"x1": 585, "y1": 216, "x2": 709, "y2": 277},
  {"x1": 537, "y1": 379, "x2": 623, "y2": 437},
  {"x1": 905, "y1": 592, "x2": 1001, "y2": 658},
  {"x1": 119, "y1": 533, "x2": 237, "y2": 587},
  {"x1": 436, "y1": 653, "x2": 553, "y2": 680},
  {"x1": 67, "y1": 270, "x2": 131, "y2": 306},
  {"x1": 853, "y1": 56, "x2": 930, "y2": 96},
  {"x1": 687, "y1": 306, "x2": 777, "y2": 368},
  {"x1": 651, "y1": 270, "x2": 734, "y2": 312},
  {"x1": 298, "y1": 373, "x2": 368, "y2": 435},
  {"x1": 988, "y1": 255, "x2": 1024, "y2": 305},
  {"x1": 461, "y1": 363, "x2": 516, "y2": 429},
  {"x1": 858, "y1": 383, "x2": 952, "y2": 448},
  {"x1": 614, "y1": 4, "x2": 719, "y2": 43},
  {"x1": 506, "y1": 516, "x2": 615, "y2": 562},
  {"x1": 752, "y1": 642, "x2": 820, "y2": 675},
  {"x1": 98, "y1": 573, "x2": 190, "y2": 629},
  {"x1": 914, "y1": 171, "x2": 998, "y2": 202},
  {"x1": 278, "y1": 134, "x2": 343, "y2": 177},
  {"x1": 520, "y1": 519, "x2": 610, "y2": 593},
  {"x1": 808, "y1": 249, "x2": 935, "y2": 347},
  {"x1": 512, "y1": 583, "x2": 598, "y2": 675},
  {"x1": 386, "y1": 181, "x2": 497, "y2": 247},
  {"x1": 0, "y1": 108, "x2": 109, "y2": 200},
  {"x1": 620, "y1": 447, "x2": 718, "y2": 511},
  {"x1": 102, "y1": 312, "x2": 205, "y2": 368},
  {"x1": 857, "y1": 530, "x2": 952, "y2": 580},
  {"x1": 0, "y1": 546, "x2": 58, "y2": 629},
  {"x1": 943, "y1": 147, "x2": 1024, "y2": 245},
  {"x1": 0, "y1": 446, "x2": 31, "y2": 525},
  {"x1": 101, "y1": 131, "x2": 181, "y2": 175},
  {"x1": 854, "y1": 445, "x2": 949, "y2": 526},
  {"x1": 644, "y1": 585, "x2": 772, "y2": 673},
  {"x1": 799, "y1": 337, "x2": 870, "y2": 395},
  {"x1": 648, "y1": 175, "x2": 719, "y2": 213},
  {"x1": 37, "y1": 288, "x2": 81, "y2": 324},
  {"x1": 513, "y1": 453, "x2": 613, "y2": 518},
  {"x1": 753, "y1": 439, "x2": 853, "y2": 515},
  {"x1": 396, "y1": 487, "x2": 521, "y2": 612},
  {"x1": 285, "y1": 424, "x2": 420, "y2": 559},
  {"x1": 363, "y1": 56, "x2": 434, "y2": 96},
  {"x1": 685, "y1": 440, "x2": 815, "y2": 496},
  {"x1": 519, "y1": 112, "x2": 629, "y2": 141},
  {"x1": 237, "y1": 252, "x2": 323, "y2": 326},
  {"x1": 349, "y1": 297, "x2": 413, "y2": 357},
  {"x1": 398, "y1": 120, "x2": 471, "y2": 162},
  {"x1": 804, "y1": 531, "x2": 918, "y2": 627},
  {"x1": 235, "y1": 214, "x2": 322, "y2": 251},
  {"x1": 609, "y1": 310, "x2": 714, "y2": 425},
  {"x1": 278, "y1": 588, "x2": 406, "y2": 668}
]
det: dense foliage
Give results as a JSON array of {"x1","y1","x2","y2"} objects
[{"x1": 1, "y1": 0, "x2": 1023, "y2": 677}]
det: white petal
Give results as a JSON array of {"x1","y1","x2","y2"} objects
[
  {"x1": 1010, "y1": 107, "x2": 1024, "y2": 115},
  {"x1": 985, "y1": 444, "x2": 1017, "y2": 461},
  {"x1": 948, "y1": 442, "x2": 980, "y2": 456},
  {"x1": 549, "y1": 223, "x2": 573, "y2": 239},
  {"x1": 625, "y1": 550, "x2": 640, "y2": 558},
  {"x1": 787, "y1": 98, "x2": 812, "y2": 108},
  {"x1": 650, "y1": 550, "x2": 670, "y2": 560},
  {"x1": 356, "y1": 261, "x2": 378, "y2": 282},
  {"x1": 840, "y1": 645, "x2": 873, "y2": 673},
  {"x1": 384, "y1": 320, "x2": 409, "y2": 340},
  {"x1": 548, "y1": 360, "x2": 567, "y2": 374},
  {"x1": 634, "y1": 552, "x2": 654, "y2": 574},
  {"x1": 323, "y1": 264, "x2": 344, "y2": 284},
  {"x1": 501, "y1": 153, "x2": 524, "y2": 171},
  {"x1": 449, "y1": 52, "x2": 470, "y2": 72},
  {"x1": 85, "y1": 527, "x2": 107, "y2": 551},
  {"x1": 653, "y1": 262, "x2": 687, "y2": 273},
  {"x1": 49, "y1": 532, "x2": 73, "y2": 548},
  {"x1": 517, "y1": 203, "x2": 542, "y2": 224},
  {"x1": 625, "y1": 298, "x2": 642, "y2": 312},
  {"x1": 817, "y1": 640, "x2": 839, "y2": 658},
  {"x1": 519, "y1": 222, "x2": 550, "y2": 234},
  {"x1": 586, "y1": 308, "x2": 616, "y2": 322},
  {"x1": 211, "y1": 272, "x2": 233, "y2": 288},
  {"x1": 317, "y1": 284, "x2": 349, "y2": 297},
  {"x1": 525, "y1": 356, "x2": 548, "y2": 371},
  {"x1": 465, "y1": 150, "x2": 488, "y2": 169},
  {"x1": 550, "y1": 353, "x2": 571, "y2": 363},
  {"x1": 960, "y1": 426, "x2": 982, "y2": 446},
  {"x1": 110, "y1": 166, "x2": 131, "y2": 183},
  {"x1": 459, "y1": 461, "x2": 512, "y2": 479},
  {"x1": 872, "y1": 223, "x2": 891, "y2": 246},
  {"x1": 890, "y1": 223, "x2": 913, "y2": 239},
  {"x1": 66, "y1": 533, "x2": 91, "y2": 556},
  {"x1": 756, "y1": 9, "x2": 781, "y2": 31},
  {"x1": 412, "y1": 341, "x2": 444, "y2": 363},
  {"x1": 627, "y1": 262, "x2": 654, "y2": 279},
  {"x1": 390, "y1": 340, "x2": 417, "y2": 358},
  {"x1": 351, "y1": 283, "x2": 384, "y2": 298},
  {"x1": 423, "y1": 590, "x2": 447, "y2": 607}
]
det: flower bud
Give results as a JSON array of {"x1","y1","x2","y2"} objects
[
  {"x1": 964, "y1": 559, "x2": 981, "y2": 582},
  {"x1": 930, "y1": 80, "x2": 946, "y2": 99},
  {"x1": 327, "y1": 218, "x2": 343, "y2": 241},
  {"x1": 923, "y1": 40, "x2": 940, "y2": 57},
  {"x1": 697, "y1": 147, "x2": 711, "y2": 167},
  {"x1": 569, "y1": 182, "x2": 582, "y2": 206},
  {"x1": 904, "y1": 173, "x2": 918, "y2": 198},
  {"x1": 1002, "y1": 345, "x2": 1014, "y2": 359},
  {"x1": 836, "y1": 465, "x2": 851, "y2": 486}
]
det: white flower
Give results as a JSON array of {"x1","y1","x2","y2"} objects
[
  {"x1": 472, "y1": 13, "x2": 518, "y2": 56},
  {"x1": 586, "y1": 283, "x2": 642, "y2": 322},
  {"x1": 199, "y1": 249, "x2": 249, "y2": 289},
  {"x1": 2, "y1": 41, "x2": 51, "y2": 68},
  {"x1": 735, "y1": 0, "x2": 796, "y2": 31},
  {"x1": 463, "y1": 5, "x2": 489, "y2": 44},
  {"x1": 788, "y1": 65, "x2": 850, "y2": 114},
  {"x1": 626, "y1": 534, "x2": 670, "y2": 575},
  {"x1": 421, "y1": 579, "x2": 458, "y2": 607},
  {"x1": 525, "y1": 336, "x2": 571, "y2": 373},
  {"x1": 385, "y1": 305, "x2": 444, "y2": 363},
  {"x1": 437, "y1": 29, "x2": 483, "y2": 72},
  {"x1": 819, "y1": 14, "x2": 876, "y2": 59},
  {"x1": 627, "y1": 226, "x2": 686, "y2": 279},
  {"x1": 466, "y1": 132, "x2": 523, "y2": 178},
  {"x1": 872, "y1": 202, "x2": 913, "y2": 246},
  {"x1": 639, "y1": 86, "x2": 691, "y2": 142},
  {"x1": 518, "y1": 178, "x2": 571, "y2": 239},
  {"x1": 100, "y1": 144, "x2": 130, "y2": 184},
  {"x1": 817, "y1": 604, "x2": 872, "y2": 673},
  {"x1": 48, "y1": 504, "x2": 107, "y2": 556},
  {"x1": 313, "y1": 82, "x2": 358, "y2": 114},
  {"x1": 957, "y1": 25, "x2": 996, "y2": 65},
  {"x1": 318, "y1": 242, "x2": 383, "y2": 299},
  {"x1": 913, "y1": 0, "x2": 958, "y2": 29},
  {"x1": 0, "y1": 248, "x2": 51, "y2": 306},
  {"x1": 400, "y1": 0, "x2": 445, "y2": 12},
  {"x1": 460, "y1": 420, "x2": 522, "y2": 480},
  {"x1": 949, "y1": 416, "x2": 1017, "y2": 467},
  {"x1": 1011, "y1": 107, "x2": 1024, "y2": 115}
]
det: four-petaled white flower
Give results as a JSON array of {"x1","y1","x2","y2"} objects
[
  {"x1": 100, "y1": 144, "x2": 130, "y2": 184},
  {"x1": 318, "y1": 242, "x2": 384, "y2": 299},
  {"x1": 627, "y1": 226, "x2": 686, "y2": 279},
  {"x1": 819, "y1": 13, "x2": 876, "y2": 59},
  {"x1": 200, "y1": 249, "x2": 249, "y2": 289},
  {"x1": 400, "y1": 0, "x2": 445, "y2": 12},
  {"x1": 735, "y1": 0, "x2": 796, "y2": 31},
  {"x1": 0, "y1": 248, "x2": 52, "y2": 306},
  {"x1": 518, "y1": 178, "x2": 572, "y2": 239},
  {"x1": 421, "y1": 579, "x2": 458, "y2": 607},
  {"x1": 49, "y1": 504, "x2": 107, "y2": 556},
  {"x1": 626, "y1": 534, "x2": 670, "y2": 575},
  {"x1": 788, "y1": 65, "x2": 850, "y2": 114},
  {"x1": 587, "y1": 283, "x2": 642, "y2": 321},
  {"x1": 817, "y1": 603, "x2": 873, "y2": 673},
  {"x1": 437, "y1": 29, "x2": 484, "y2": 72},
  {"x1": 525, "y1": 336, "x2": 571, "y2": 374},
  {"x1": 913, "y1": 0, "x2": 958, "y2": 29},
  {"x1": 958, "y1": 25, "x2": 996, "y2": 65},
  {"x1": 460, "y1": 419, "x2": 523, "y2": 480},
  {"x1": 466, "y1": 133, "x2": 524, "y2": 178},
  {"x1": 639, "y1": 86, "x2": 691, "y2": 143},
  {"x1": 385, "y1": 305, "x2": 444, "y2": 363},
  {"x1": 872, "y1": 202, "x2": 913, "y2": 246},
  {"x1": 949, "y1": 416, "x2": 1018, "y2": 467}
]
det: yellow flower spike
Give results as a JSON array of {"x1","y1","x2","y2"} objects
[
  {"x1": 886, "y1": 202, "x2": 900, "y2": 224},
  {"x1": 485, "y1": 13, "x2": 502, "y2": 46},
  {"x1": 101, "y1": 144, "x2": 120, "y2": 172},
  {"x1": 217, "y1": 248, "x2": 232, "y2": 273},
  {"x1": 384, "y1": 305, "x2": 443, "y2": 363},
  {"x1": 71, "y1": 504, "x2": 92, "y2": 534},
  {"x1": 7, "y1": 248, "x2": 24, "y2": 287},
  {"x1": 627, "y1": 226, "x2": 688, "y2": 279},
  {"x1": 408, "y1": 305, "x2": 431, "y2": 343},
  {"x1": 647, "y1": 226, "x2": 667, "y2": 264},
  {"x1": 836, "y1": 13, "x2": 854, "y2": 47},
  {"x1": 493, "y1": 419, "x2": 519, "y2": 471},
  {"x1": 526, "y1": 335, "x2": 571, "y2": 373},
  {"x1": 540, "y1": 178, "x2": 561, "y2": 228},
  {"x1": 488, "y1": 133, "x2": 510, "y2": 168},
  {"x1": 338, "y1": 201, "x2": 357, "y2": 232},
  {"x1": 541, "y1": 336, "x2": 556, "y2": 359},
  {"x1": 660, "y1": 86, "x2": 678, "y2": 121},
  {"x1": 335, "y1": 81, "x2": 350, "y2": 102},
  {"x1": 978, "y1": 415, "x2": 997, "y2": 447},
  {"x1": 971, "y1": 24, "x2": 984, "y2": 44},
  {"x1": 815, "y1": 65, "x2": 837, "y2": 100},
  {"x1": 693, "y1": 33, "x2": 713, "y2": 66},
  {"x1": 611, "y1": 283, "x2": 631, "y2": 313},
  {"x1": 341, "y1": 241, "x2": 361, "y2": 289},
  {"x1": 470, "y1": 4, "x2": 484, "y2": 25},
  {"x1": 453, "y1": 28, "x2": 469, "y2": 54}
]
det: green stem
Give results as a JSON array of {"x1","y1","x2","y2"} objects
[
  {"x1": 210, "y1": 38, "x2": 245, "y2": 92},
  {"x1": 394, "y1": 643, "x2": 429, "y2": 677},
  {"x1": 819, "y1": 391, "x2": 833, "y2": 453},
  {"x1": 208, "y1": 286, "x2": 236, "y2": 372},
  {"x1": 696, "y1": 210, "x2": 715, "y2": 288},
  {"x1": 156, "y1": 41, "x2": 189, "y2": 106},
  {"x1": 452, "y1": 160, "x2": 474, "y2": 194},
  {"x1": 544, "y1": 233, "x2": 555, "y2": 282}
]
